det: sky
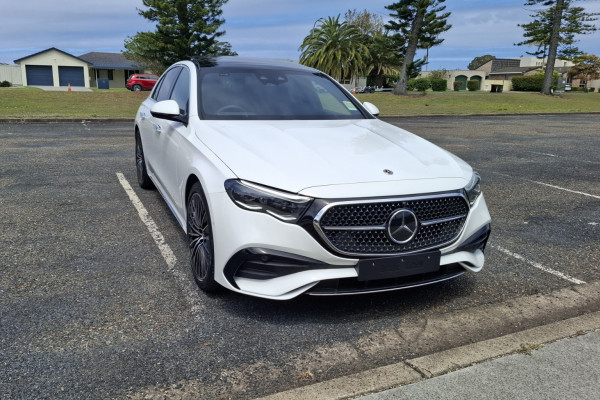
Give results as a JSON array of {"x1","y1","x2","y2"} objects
[{"x1": 2, "y1": 0, "x2": 600, "y2": 71}]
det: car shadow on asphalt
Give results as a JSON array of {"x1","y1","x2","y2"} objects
[{"x1": 208, "y1": 275, "x2": 478, "y2": 325}]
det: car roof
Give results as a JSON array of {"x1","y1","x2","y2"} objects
[{"x1": 190, "y1": 56, "x2": 319, "y2": 73}]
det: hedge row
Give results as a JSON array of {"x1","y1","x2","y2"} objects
[{"x1": 407, "y1": 78, "x2": 448, "y2": 91}]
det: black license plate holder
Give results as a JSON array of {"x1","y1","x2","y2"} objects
[{"x1": 357, "y1": 251, "x2": 441, "y2": 281}]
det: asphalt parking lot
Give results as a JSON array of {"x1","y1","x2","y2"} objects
[{"x1": 1, "y1": 115, "x2": 599, "y2": 399}]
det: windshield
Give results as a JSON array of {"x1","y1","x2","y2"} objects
[{"x1": 198, "y1": 68, "x2": 366, "y2": 120}]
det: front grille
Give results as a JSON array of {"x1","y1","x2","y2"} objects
[{"x1": 314, "y1": 194, "x2": 469, "y2": 256}]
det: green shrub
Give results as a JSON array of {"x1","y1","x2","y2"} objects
[
  {"x1": 431, "y1": 79, "x2": 447, "y2": 91},
  {"x1": 412, "y1": 78, "x2": 430, "y2": 92},
  {"x1": 407, "y1": 78, "x2": 417, "y2": 91},
  {"x1": 512, "y1": 75, "x2": 545, "y2": 91},
  {"x1": 512, "y1": 72, "x2": 559, "y2": 92},
  {"x1": 467, "y1": 80, "x2": 480, "y2": 91},
  {"x1": 589, "y1": 87, "x2": 595, "y2": 92},
  {"x1": 453, "y1": 81, "x2": 462, "y2": 91},
  {"x1": 0, "y1": 80, "x2": 11, "y2": 87},
  {"x1": 570, "y1": 87, "x2": 584, "y2": 92}
]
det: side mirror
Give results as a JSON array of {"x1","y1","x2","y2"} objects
[
  {"x1": 150, "y1": 100, "x2": 187, "y2": 124},
  {"x1": 362, "y1": 101, "x2": 380, "y2": 117}
]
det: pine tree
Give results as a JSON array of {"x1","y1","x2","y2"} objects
[
  {"x1": 385, "y1": 0, "x2": 451, "y2": 95},
  {"x1": 124, "y1": 0, "x2": 235, "y2": 73},
  {"x1": 517, "y1": 0, "x2": 598, "y2": 94}
]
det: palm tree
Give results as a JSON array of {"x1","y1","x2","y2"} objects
[{"x1": 299, "y1": 16, "x2": 370, "y2": 86}]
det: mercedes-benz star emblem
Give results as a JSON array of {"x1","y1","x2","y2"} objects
[{"x1": 387, "y1": 209, "x2": 419, "y2": 244}]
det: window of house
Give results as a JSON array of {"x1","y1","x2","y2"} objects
[{"x1": 580, "y1": 80, "x2": 587, "y2": 88}]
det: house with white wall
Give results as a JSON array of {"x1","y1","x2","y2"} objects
[
  {"x1": 14, "y1": 48, "x2": 92, "y2": 88},
  {"x1": 13, "y1": 47, "x2": 147, "y2": 89}
]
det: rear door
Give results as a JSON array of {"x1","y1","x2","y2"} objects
[{"x1": 141, "y1": 67, "x2": 182, "y2": 197}]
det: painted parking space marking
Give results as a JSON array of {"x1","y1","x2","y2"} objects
[
  {"x1": 524, "y1": 150, "x2": 599, "y2": 165},
  {"x1": 493, "y1": 245, "x2": 586, "y2": 285},
  {"x1": 489, "y1": 171, "x2": 600, "y2": 200},
  {"x1": 530, "y1": 180, "x2": 600, "y2": 200},
  {"x1": 116, "y1": 172, "x2": 205, "y2": 317}
]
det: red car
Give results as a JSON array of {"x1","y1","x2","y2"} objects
[{"x1": 126, "y1": 74, "x2": 159, "y2": 91}]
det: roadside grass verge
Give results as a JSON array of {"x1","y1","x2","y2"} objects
[
  {"x1": 0, "y1": 87, "x2": 145, "y2": 119},
  {"x1": 1, "y1": 87, "x2": 599, "y2": 119},
  {"x1": 356, "y1": 91, "x2": 600, "y2": 116}
]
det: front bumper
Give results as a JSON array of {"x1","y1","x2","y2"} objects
[{"x1": 209, "y1": 191, "x2": 491, "y2": 300}]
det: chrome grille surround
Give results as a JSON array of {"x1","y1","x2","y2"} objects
[{"x1": 313, "y1": 192, "x2": 469, "y2": 257}]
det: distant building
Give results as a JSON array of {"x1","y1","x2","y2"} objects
[
  {"x1": 420, "y1": 57, "x2": 578, "y2": 92},
  {"x1": 13, "y1": 47, "x2": 150, "y2": 89},
  {"x1": 79, "y1": 52, "x2": 146, "y2": 89}
]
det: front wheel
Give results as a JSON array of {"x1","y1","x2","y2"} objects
[
  {"x1": 187, "y1": 183, "x2": 220, "y2": 292},
  {"x1": 135, "y1": 131, "x2": 154, "y2": 189},
  {"x1": 133, "y1": 84, "x2": 142, "y2": 92}
]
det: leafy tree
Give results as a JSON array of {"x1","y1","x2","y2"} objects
[
  {"x1": 517, "y1": 0, "x2": 598, "y2": 94},
  {"x1": 366, "y1": 34, "x2": 402, "y2": 87},
  {"x1": 123, "y1": 32, "x2": 168, "y2": 74},
  {"x1": 428, "y1": 69, "x2": 449, "y2": 80},
  {"x1": 468, "y1": 55, "x2": 496, "y2": 70},
  {"x1": 344, "y1": 9, "x2": 385, "y2": 37},
  {"x1": 123, "y1": 0, "x2": 235, "y2": 73},
  {"x1": 385, "y1": 0, "x2": 452, "y2": 95},
  {"x1": 568, "y1": 53, "x2": 600, "y2": 88},
  {"x1": 299, "y1": 16, "x2": 370, "y2": 84}
]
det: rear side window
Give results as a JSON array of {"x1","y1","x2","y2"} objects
[
  {"x1": 170, "y1": 68, "x2": 190, "y2": 115},
  {"x1": 152, "y1": 67, "x2": 182, "y2": 102}
]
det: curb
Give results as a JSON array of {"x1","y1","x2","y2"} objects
[
  {"x1": 0, "y1": 117, "x2": 133, "y2": 123},
  {"x1": 1, "y1": 112, "x2": 600, "y2": 124},
  {"x1": 257, "y1": 311, "x2": 600, "y2": 400},
  {"x1": 254, "y1": 280, "x2": 600, "y2": 400},
  {"x1": 380, "y1": 111, "x2": 600, "y2": 119}
]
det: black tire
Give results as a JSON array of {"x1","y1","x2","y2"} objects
[
  {"x1": 133, "y1": 84, "x2": 142, "y2": 92},
  {"x1": 135, "y1": 131, "x2": 154, "y2": 189},
  {"x1": 187, "y1": 182, "x2": 220, "y2": 292}
]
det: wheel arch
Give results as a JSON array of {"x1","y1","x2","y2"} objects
[{"x1": 185, "y1": 174, "x2": 201, "y2": 206}]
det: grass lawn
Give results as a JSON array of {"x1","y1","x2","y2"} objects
[
  {"x1": 1, "y1": 86, "x2": 599, "y2": 119},
  {"x1": 355, "y1": 91, "x2": 600, "y2": 116},
  {"x1": 0, "y1": 87, "x2": 146, "y2": 119}
]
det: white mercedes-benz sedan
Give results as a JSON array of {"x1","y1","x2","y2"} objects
[{"x1": 134, "y1": 57, "x2": 491, "y2": 300}]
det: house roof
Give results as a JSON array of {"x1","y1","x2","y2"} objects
[
  {"x1": 79, "y1": 52, "x2": 141, "y2": 70},
  {"x1": 14, "y1": 47, "x2": 91, "y2": 64}
]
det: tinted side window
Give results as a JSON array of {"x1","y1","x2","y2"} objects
[
  {"x1": 153, "y1": 67, "x2": 182, "y2": 101},
  {"x1": 170, "y1": 68, "x2": 190, "y2": 115}
]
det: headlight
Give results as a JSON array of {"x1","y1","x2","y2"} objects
[
  {"x1": 225, "y1": 180, "x2": 313, "y2": 223},
  {"x1": 464, "y1": 171, "x2": 482, "y2": 206}
]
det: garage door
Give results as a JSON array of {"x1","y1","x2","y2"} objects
[
  {"x1": 59, "y1": 66, "x2": 85, "y2": 87},
  {"x1": 26, "y1": 65, "x2": 53, "y2": 86}
]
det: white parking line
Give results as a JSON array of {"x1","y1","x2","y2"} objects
[
  {"x1": 493, "y1": 245, "x2": 586, "y2": 285},
  {"x1": 490, "y1": 171, "x2": 600, "y2": 200},
  {"x1": 530, "y1": 180, "x2": 600, "y2": 200},
  {"x1": 116, "y1": 172, "x2": 205, "y2": 316}
]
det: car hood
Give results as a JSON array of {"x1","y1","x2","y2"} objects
[{"x1": 198, "y1": 119, "x2": 472, "y2": 196}]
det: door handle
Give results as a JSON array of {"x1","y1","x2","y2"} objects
[{"x1": 153, "y1": 123, "x2": 162, "y2": 133}]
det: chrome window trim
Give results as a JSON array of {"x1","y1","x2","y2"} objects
[{"x1": 313, "y1": 191, "x2": 469, "y2": 257}]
